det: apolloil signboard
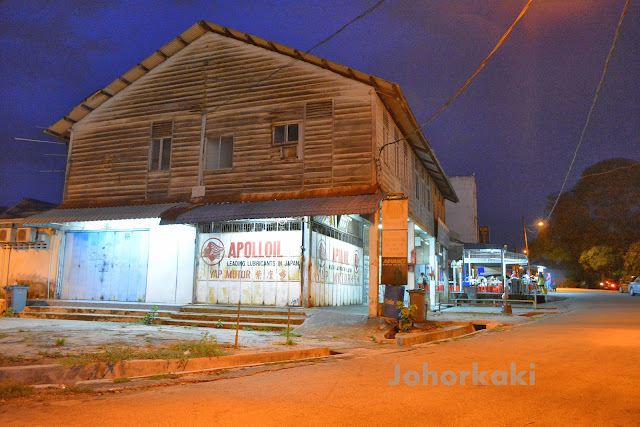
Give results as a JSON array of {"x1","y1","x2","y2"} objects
[{"x1": 381, "y1": 197, "x2": 408, "y2": 286}]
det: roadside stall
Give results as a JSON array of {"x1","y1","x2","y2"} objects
[{"x1": 457, "y1": 244, "x2": 529, "y2": 297}]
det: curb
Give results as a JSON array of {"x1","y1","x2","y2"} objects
[{"x1": 0, "y1": 347, "x2": 331, "y2": 386}]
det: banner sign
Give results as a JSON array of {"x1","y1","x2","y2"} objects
[
  {"x1": 197, "y1": 230, "x2": 301, "y2": 283},
  {"x1": 381, "y1": 257, "x2": 408, "y2": 286},
  {"x1": 381, "y1": 198, "x2": 408, "y2": 286},
  {"x1": 312, "y1": 233, "x2": 363, "y2": 287}
]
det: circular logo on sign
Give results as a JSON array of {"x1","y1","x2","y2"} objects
[
  {"x1": 317, "y1": 239, "x2": 326, "y2": 268},
  {"x1": 354, "y1": 250, "x2": 360, "y2": 274},
  {"x1": 201, "y1": 238, "x2": 225, "y2": 266}
]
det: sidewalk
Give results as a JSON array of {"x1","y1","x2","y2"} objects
[{"x1": 0, "y1": 300, "x2": 564, "y2": 389}]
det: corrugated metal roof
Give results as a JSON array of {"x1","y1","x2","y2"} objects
[
  {"x1": 464, "y1": 249, "x2": 529, "y2": 265},
  {"x1": 165, "y1": 194, "x2": 385, "y2": 225},
  {"x1": 0, "y1": 198, "x2": 58, "y2": 220},
  {"x1": 21, "y1": 203, "x2": 187, "y2": 225},
  {"x1": 45, "y1": 21, "x2": 457, "y2": 203}
]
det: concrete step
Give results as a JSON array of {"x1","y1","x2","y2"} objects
[
  {"x1": 22, "y1": 306, "x2": 175, "y2": 317},
  {"x1": 27, "y1": 300, "x2": 181, "y2": 312},
  {"x1": 169, "y1": 312, "x2": 305, "y2": 325},
  {"x1": 20, "y1": 310, "x2": 300, "y2": 332},
  {"x1": 180, "y1": 305, "x2": 306, "y2": 317},
  {"x1": 157, "y1": 318, "x2": 288, "y2": 331},
  {"x1": 20, "y1": 311, "x2": 147, "y2": 324}
]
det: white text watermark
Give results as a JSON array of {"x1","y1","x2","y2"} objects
[{"x1": 389, "y1": 363, "x2": 535, "y2": 386}]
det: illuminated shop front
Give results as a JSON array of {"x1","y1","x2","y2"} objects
[
  {"x1": 169, "y1": 194, "x2": 384, "y2": 307},
  {"x1": 194, "y1": 215, "x2": 366, "y2": 307}
]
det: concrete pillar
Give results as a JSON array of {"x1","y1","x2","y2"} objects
[
  {"x1": 301, "y1": 217, "x2": 312, "y2": 308},
  {"x1": 368, "y1": 209, "x2": 380, "y2": 317},
  {"x1": 429, "y1": 236, "x2": 436, "y2": 310},
  {"x1": 407, "y1": 221, "x2": 415, "y2": 290}
]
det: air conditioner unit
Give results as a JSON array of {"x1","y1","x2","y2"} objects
[
  {"x1": 16, "y1": 228, "x2": 36, "y2": 243},
  {"x1": 37, "y1": 233, "x2": 51, "y2": 245},
  {"x1": 0, "y1": 228, "x2": 16, "y2": 243}
]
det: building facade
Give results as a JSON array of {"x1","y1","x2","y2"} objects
[{"x1": 16, "y1": 22, "x2": 457, "y2": 313}]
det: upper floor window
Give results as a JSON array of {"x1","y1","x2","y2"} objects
[
  {"x1": 149, "y1": 121, "x2": 173, "y2": 172},
  {"x1": 206, "y1": 135, "x2": 234, "y2": 170},
  {"x1": 273, "y1": 123, "x2": 299, "y2": 145}
]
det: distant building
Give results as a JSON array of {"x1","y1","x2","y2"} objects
[
  {"x1": 0, "y1": 199, "x2": 60, "y2": 300},
  {"x1": 445, "y1": 176, "x2": 478, "y2": 244}
]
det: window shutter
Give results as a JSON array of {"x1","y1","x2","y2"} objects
[
  {"x1": 305, "y1": 100, "x2": 333, "y2": 119},
  {"x1": 152, "y1": 121, "x2": 173, "y2": 138}
]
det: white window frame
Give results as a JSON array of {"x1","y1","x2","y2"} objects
[
  {"x1": 148, "y1": 137, "x2": 172, "y2": 172},
  {"x1": 272, "y1": 122, "x2": 301, "y2": 146},
  {"x1": 205, "y1": 134, "x2": 234, "y2": 171}
]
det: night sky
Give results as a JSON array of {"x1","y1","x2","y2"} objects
[{"x1": 1, "y1": 0, "x2": 638, "y2": 248}]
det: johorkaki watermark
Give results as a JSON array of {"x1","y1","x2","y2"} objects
[{"x1": 389, "y1": 363, "x2": 535, "y2": 386}]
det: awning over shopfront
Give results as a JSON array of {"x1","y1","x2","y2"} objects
[
  {"x1": 21, "y1": 203, "x2": 187, "y2": 225},
  {"x1": 463, "y1": 250, "x2": 528, "y2": 265},
  {"x1": 164, "y1": 194, "x2": 386, "y2": 225},
  {"x1": 463, "y1": 245, "x2": 528, "y2": 265}
]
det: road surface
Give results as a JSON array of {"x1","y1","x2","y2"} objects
[{"x1": 2, "y1": 290, "x2": 639, "y2": 426}]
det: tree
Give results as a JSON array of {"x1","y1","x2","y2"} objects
[
  {"x1": 531, "y1": 158, "x2": 640, "y2": 281},
  {"x1": 579, "y1": 246, "x2": 621, "y2": 279},
  {"x1": 624, "y1": 241, "x2": 640, "y2": 274}
]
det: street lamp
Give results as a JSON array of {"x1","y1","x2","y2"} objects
[{"x1": 522, "y1": 218, "x2": 545, "y2": 266}]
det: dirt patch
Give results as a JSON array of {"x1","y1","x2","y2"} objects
[{"x1": 519, "y1": 312, "x2": 546, "y2": 317}]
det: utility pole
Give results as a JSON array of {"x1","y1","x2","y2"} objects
[{"x1": 521, "y1": 216, "x2": 530, "y2": 267}]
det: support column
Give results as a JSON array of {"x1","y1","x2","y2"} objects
[
  {"x1": 429, "y1": 236, "x2": 436, "y2": 310},
  {"x1": 302, "y1": 217, "x2": 312, "y2": 308},
  {"x1": 368, "y1": 209, "x2": 380, "y2": 317},
  {"x1": 407, "y1": 221, "x2": 415, "y2": 290}
]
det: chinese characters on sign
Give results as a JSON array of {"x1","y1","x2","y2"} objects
[{"x1": 381, "y1": 198, "x2": 408, "y2": 286}]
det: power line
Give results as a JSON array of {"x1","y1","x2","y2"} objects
[
  {"x1": 546, "y1": 0, "x2": 630, "y2": 221},
  {"x1": 378, "y1": 0, "x2": 534, "y2": 159},
  {"x1": 579, "y1": 162, "x2": 640, "y2": 180},
  {"x1": 206, "y1": 0, "x2": 387, "y2": 115},
  {"x1": 14, "y1": 137, "x2": 66, "y2": 146}
]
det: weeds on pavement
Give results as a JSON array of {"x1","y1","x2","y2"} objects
[{"x1": 0, "y1": 381, "x2": 34, "y2": 400}]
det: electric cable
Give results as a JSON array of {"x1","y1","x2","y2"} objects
[
  {"x1": 207, "y1": 0, "x2": 387, "y2": 115},
  {"x1": 378, "y1": 0, "x2": 534, "y2": 160},
  {"x1": 546, "y1": 0, "x2": 630, "y2": 220},
  {"x1": 578, "y1": 161, "x2": 640, "y2": 180}
]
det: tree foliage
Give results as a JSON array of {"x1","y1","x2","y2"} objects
[
  {"x1": 578, "y1": 245, "x2": 621, "y2": 278},
  {"x1": 624, "y1": 241, "x2": 640, "y2": 274},
  {"x1": 531, "y1": 158, "x2": 640, "y2": 282}
]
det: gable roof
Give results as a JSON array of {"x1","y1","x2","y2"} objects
[
  {"x1": 45, "y1": 21, "x2": 457, "y2": 203},
  {"x1": 0, "y1": 198, "x2": 58, "y2": 220}
]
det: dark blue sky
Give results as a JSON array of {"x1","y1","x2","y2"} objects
[{"x1": 1, "y1": 0, "x2": 638, "y2": 248}]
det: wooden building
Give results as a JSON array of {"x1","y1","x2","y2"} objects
[{"x1": 26, "y1": 21, "x2": 457, "y2": 312}]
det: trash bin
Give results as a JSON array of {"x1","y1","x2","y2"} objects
[
  {"x1": 408, "y1": 290, "x2": 427, "y2": 323},
  {"x1": 382, "y1": 285, "x2": 405, "y2": 319},
  {"x1": 3, "y1": 285, "x2": 29, "y2": 313},
  {"x1": 466, "y1": 285, "x2": 478, "y2": 300}
]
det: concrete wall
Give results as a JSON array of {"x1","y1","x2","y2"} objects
[
  {"x1": 0, "y1": 232, "x2": 62, "y2": 300},
  {"x1": 445, "y1": 176, "x2": 478, "y2": 244},
  {"x1": 146, "y1": 224, "x2": 196, "y2": 304}
]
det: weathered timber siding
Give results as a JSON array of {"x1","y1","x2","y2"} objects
[
  {"x1": 66, "y1": 32, "x2": 375, "y2": 205},
  {"x1": 373, "y1": 97, "x2": 438, "y2": 235}
]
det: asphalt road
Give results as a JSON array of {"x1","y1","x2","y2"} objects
[{"x1": 2, "y1": 290, "x2": 639, "y2": 426}]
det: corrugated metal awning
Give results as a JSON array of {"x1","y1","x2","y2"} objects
[
  {"x1": 21, "y1": 203, "x2": 187, "y2": 225},
  {"x1": 463, "y1": 249, "x2": 529, "y2": 266},
  {"x1": 164, "y1": 194, "x2": 385, "y2": 225}
]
